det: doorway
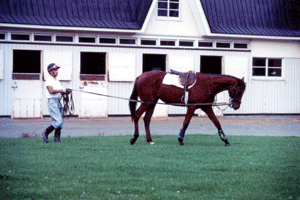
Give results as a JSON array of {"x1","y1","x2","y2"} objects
[
  {"x1": 143, "y1": 54, "x2": 166, "y2": 72},
  {"x1": 142, "y1": 54, "x2": 167, "y2": 117},
  {"x1": 200, "y1": 56, "x2": 222, "y2": 74}
]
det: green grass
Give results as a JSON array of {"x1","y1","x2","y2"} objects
[{"x1": 1, "y1": 134, "x2": 300, "y2": 200}]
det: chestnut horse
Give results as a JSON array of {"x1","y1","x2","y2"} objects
[{"x1": 129, "y1": 70, "x2": 246, "y2": 146}]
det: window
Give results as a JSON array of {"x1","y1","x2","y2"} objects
[
  {"x1": 141, "y1": 39, "x2": 157, "y2": 46},
  {"x1": 34, "y1": 35, "x2": 52, "y2": 42},
  {"x1": 179, "y1": 41, "x2": 194, "y2": 47},
  {"x1": 80, "y1": 52, "x2": 106, "y2": 81},
  {"x1": 56, "y1": 36, "x2": 73, "y2": 42},
  {"x1": 13, "y1": 50, "x2": 41, "y2": 80},
  {"x1": 252, "y1": 58, "x2": 282, "y2": 77},
  {"x1": 198, "y1": 42, "x2": 213, "y2": 47},
  {"x1": 216, "y1": 42, "x2": 230, "y2": 48},
  {"x1": 120, "y1": 39, "x2": 136, "y2": 45},
  {"x1": 79, "y1": 37, "x2": 95, "y2": 43},
  {"x1": 100, "y1": 38, "x2": 116, "y2": 44},
  {"x1": 160, "y1": 40, "x2": 175, "y2": 46},
  {"x1": 0, "y1": 34, "x2": 5, "y2": 40},
  {"x1": 158, "y1": 0, "x2": 179, "y2": 18},
  {"x1": 11, "y1": 34, "x2": 30, "y2": 41}
]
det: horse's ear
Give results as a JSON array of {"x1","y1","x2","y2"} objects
[{"x1": 241, "y1": 77, "x2": 244, "y2": 81}]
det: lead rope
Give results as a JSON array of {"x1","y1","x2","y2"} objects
[{"x1": 61, "y1": 90, "x2": 75, "y2": 118}]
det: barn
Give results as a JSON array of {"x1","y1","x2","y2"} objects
[{"x1": 0, "y1": 0, "x2": 299, "y2": 118}]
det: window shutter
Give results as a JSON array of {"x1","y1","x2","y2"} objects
[
  {"x1": 108, "y1": 53, "x2": 135, "y2": 82},
  {"x1": 224, "y1": 57, "x2": 249, "y2": 82},
  {"x1": 169, "y1": 55, "x2": 194, "y2": 72},
  {"x1": 43, "y1": 51, "x2": 73, "y2": 81}
]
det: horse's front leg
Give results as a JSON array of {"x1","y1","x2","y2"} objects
[
  {"x1": 130, "y1": 103, "x2": 149, "y2": 145},
  {"x1": 178, "y1": 106, "x2": 196, "y2": 146},
  {"x1": 201, "y1": 106, "x2": 230, "y2": 146}
]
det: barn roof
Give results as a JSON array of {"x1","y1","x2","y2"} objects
[
  {"x1": 200, "y1": 0, "x2": 300, "y2": 37},
  {"x1": 0, "y1": 0, "x2": 299, "y2": 38},
  {"x1": 0, "y1": 0, "x2": 153, "y2": 30}
]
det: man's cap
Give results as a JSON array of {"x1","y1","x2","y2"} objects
[{"x1": 47, "y1": 63, "x2": 60, "y2": 72}]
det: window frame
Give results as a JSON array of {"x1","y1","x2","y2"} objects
[
  {"x1": 252, "y1": 57, "x2": 284, "y2": 80},
  {"x1": 157, "y1": 0, "x2": 181, "y2": 20}
]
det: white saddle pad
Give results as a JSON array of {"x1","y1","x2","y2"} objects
[{"x1": 162, "y1": 74, "x2": 196, "y2": 89}]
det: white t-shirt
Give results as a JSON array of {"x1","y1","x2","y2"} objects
[{"x1": 45, "y1": 76, "x2": 63, "y2": 99}]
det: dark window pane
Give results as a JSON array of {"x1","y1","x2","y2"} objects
[
  {"x1": 216, "y1": 43, "x2": 230, "y2": 48},
  {"x1": 56, "y1": 36, "x2": 73, "y2": 42},
  {"x1": 120, "y1": 39, "x2": 135, "y2": 45},
  {"x1": 170, "y1": 3, "x2": 179, "y2": 9},
  {"x1": 158, "y1": 2, "x2": 167, "y2": 8},
  {"x1": 79, "y1": 37, "x2": 95, "y2": 43},
  {"x1": 141, "y1": 40, "x2": 156, "y2": 45},
  {"x1": 234, "y1": 43, "x2": 248, "y2": 49},
  {"x1": 11, "y1": 34, "x2": 30, "y2": 41},
  {"x1": 253, "y1": 58, "x2": 266, "y2": 66},
  {"x1": 179, "y1": 41, "x2": 193, "y2": 47},
  {"x1": 0, "y1": 34, "x2": 5, "y2": 39},
  {"x1": 268, "y1": 59, "x2": 282, "y2": 67},
  {"x1": 80, "y1": 52, "x2": 106, "y2": 75},
  {"x1": 170, "y1": 0, "x2": 179, "y2": 1},
  {"x1": 100, "y1": 38, "x2": 116, "y2": 44},
  {"x1": 13, "y1": 50, "x2": 40, "y2": 74},
  {"x1": 158, "y1": 9, "x2": 167, "y2": 16},
  {"x1": 252, "y1": 68, "x2": 266, "y2": 76},
  {"x1": 268, "y1": 68, "x2": 282, "y2": 77},
  {"x1": 198, "y1": 42, "x2": 213, "y2": 47},
  {"x1": 169, "y1": 10, "x2": 179, "y2": 17},
  {"x1": 34, "y1": 35, "x2": 52, "y2": 42},
  {"x1": 160, "y1": 41, "x2": 175, "y2": 46}
]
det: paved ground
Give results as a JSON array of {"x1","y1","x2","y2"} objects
[{"x1": 0, "y1": 115, "x2": 299, "y2": 139}]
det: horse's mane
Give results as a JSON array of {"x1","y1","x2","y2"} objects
[{"x1": 197, "y1": 73, "x2": 245, "y2": 89}]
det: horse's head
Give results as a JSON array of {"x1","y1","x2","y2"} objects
[{"x1": 229, "y1": 77, "x2": 246, "y2": 110}]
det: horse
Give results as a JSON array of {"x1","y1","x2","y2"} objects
[{"x1": 129, "y1": 70, "x2": 246, "y2": 146}]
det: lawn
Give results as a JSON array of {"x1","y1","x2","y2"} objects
[{"x1": 1, "y1": 134, "x2": 299, "y2": 200}]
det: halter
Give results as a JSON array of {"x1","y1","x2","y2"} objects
[{"x1": 229, "y1": 81, "x2": 243, "y2": 108}]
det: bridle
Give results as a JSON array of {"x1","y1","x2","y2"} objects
[{"x1": 229, "y1": 81, "x2": 243, "y2": 108}]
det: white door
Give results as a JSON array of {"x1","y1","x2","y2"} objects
[
  {"x1": 11, "y1": 50, "x2": 43, "y2": 118},
  {"x1": 79, "y1": 81, "x2": 108, "y2": 118},
  {"x1": 12, "y1": 80, "x2": 43, "y2": 118}
]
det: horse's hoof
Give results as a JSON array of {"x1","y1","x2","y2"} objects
[
  {"x1": 130, "y1": 138, "x2": 136, "y2": 145},
  {"x1": 180, "y1": 142, "x2": 184, "y2": 146},
  {"x1": 149, "y1": 141, "x2": 155, "y2": 145},
  {"x1": 225, "y1": 143, "x2": 231, "y2": 146}
]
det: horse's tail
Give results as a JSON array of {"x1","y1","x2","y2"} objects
[{"x1": 129, "y1": 84, "x2": 139, "y2": 122}]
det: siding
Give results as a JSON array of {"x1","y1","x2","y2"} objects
[{"x1": 224, "y1": 58, "x2": 300, "y2": 114}]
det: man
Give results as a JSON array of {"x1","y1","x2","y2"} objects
[{"x1": 42, "y1": 63, "x2": 67, "y2": 143}]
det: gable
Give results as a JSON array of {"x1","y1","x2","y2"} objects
[{"x1": 200, "y1": 0, "x2": 300, "y2": 37}]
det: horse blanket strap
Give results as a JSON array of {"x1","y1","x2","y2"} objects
[{"x1": 169, "y1": 69, "x2": 197, "y2": 106}]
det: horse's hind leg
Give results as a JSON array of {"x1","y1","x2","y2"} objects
[
  {"x1": 130, "y1": 103, "x2": 149, "y2": 145},
  {"x1": 178, "y1": 106, "x2": 196, "y2": 146},
  {"x1": 201, "y1": 106, "x2": 230, "y2": 146},
  {"x1": 144, "y1": 102, "x2": 157, "y2": 145}
]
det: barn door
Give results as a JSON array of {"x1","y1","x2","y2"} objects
[
  {"x1": 79, "y1": 52, "x2": 108, "y2": 118},
  {"x1": 11, "y1": 50, "x2": 42, "y2": 118},
  {"x1": 199, "y1": 56, "x2": 223, "y2": 117}
]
